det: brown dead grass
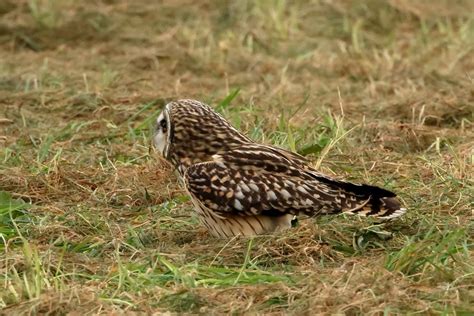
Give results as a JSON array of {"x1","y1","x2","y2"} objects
[{"x1": 1, "y1": 0, "x2": 473, "y2": 314}]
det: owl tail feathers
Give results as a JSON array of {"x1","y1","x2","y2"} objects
[
  {"x1": 341, "y1": 194, "x2": 407, "y2": 219},
  {"x1": 309, "y1": 172, "x2": 407, "y2": 219}
]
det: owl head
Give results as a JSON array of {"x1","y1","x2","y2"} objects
[{"x1": 154, "y1": 99, "x2": 251, "y2": 171}]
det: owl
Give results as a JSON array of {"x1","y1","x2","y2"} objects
[{"x1": 153, "y1": 99, "x2": 406, "y2": 237}]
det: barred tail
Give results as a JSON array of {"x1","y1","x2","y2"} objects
[
  {"x1": 340, "y1": 193, "x2": 407, "y2": 219},
  {"x1": 310, "y1": 172, "x2": 407, "y2": 219}
]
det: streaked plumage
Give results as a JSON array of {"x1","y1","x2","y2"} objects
[{"x1": 154, "y1": 99, "x2": 406, "y2": 237}]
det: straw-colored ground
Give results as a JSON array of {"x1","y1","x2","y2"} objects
[{"x1": 1, "y1": 0, "x2": 473, "y2": 314}]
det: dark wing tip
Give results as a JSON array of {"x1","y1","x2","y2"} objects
[{"x1": 377, "y1": 197, "x2": 407, "y2": 219}]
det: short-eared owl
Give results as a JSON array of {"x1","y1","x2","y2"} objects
[{"x1": 154, "y1": 99, "x2": 406, "y2": 237}]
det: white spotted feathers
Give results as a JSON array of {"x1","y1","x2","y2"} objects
[{"x1": 154, "y1": 99, "x2": 406, "y2": 237}]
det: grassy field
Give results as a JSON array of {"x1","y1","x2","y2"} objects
[{"x1": 0, "y1": 0, "x2": 473, "y2": 314}]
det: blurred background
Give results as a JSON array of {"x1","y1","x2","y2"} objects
[{"x1": 1, "y1": 0, "x2": 473, "y2": 121}]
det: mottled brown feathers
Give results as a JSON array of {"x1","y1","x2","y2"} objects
[{"x1": 154, "y1": 99, "x2": 406, "y2": 237}]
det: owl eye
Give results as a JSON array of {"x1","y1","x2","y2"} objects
[{"x1": 160, "y1": 118, "x2": 167, "y2": 133}]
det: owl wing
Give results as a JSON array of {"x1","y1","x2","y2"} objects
[
  {"x1": 183, "y1": 146, "x2": 341, "y2": 218},
  {"x1": 184, "y1": 145, "x2": 405, "y2": 219}
]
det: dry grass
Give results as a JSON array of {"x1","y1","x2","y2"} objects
[{"x1": 1, "y1": 0, "x2": 473, "y2": 314}]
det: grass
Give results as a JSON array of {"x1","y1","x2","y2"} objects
[{"x1": 0, "y1": 0, "x2": 473, "y2": 314}]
